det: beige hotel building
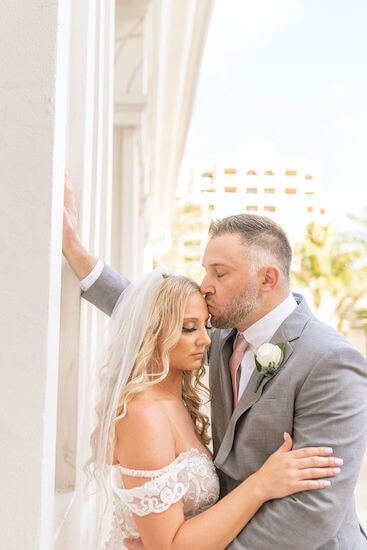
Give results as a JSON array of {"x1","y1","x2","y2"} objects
[
  {"x1": 196, "y1": 161, "x2": 327, "y2": 239},
  {"x1": 167, "y1": 160, "x2": 327, "y2": 276}
]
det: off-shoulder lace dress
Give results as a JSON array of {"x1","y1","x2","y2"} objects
[{"x1": 102, "y1": 448, "x2": 220, "y2": 549}]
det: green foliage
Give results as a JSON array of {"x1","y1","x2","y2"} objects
[{"x1": 291, "y1": 219, "x2": 367, "y2": 333}]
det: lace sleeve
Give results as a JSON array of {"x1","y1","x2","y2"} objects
[{"x1": 114, "y1": 458, "x2": 189, "y2": 516}]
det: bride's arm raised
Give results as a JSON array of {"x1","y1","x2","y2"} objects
[{"x1": 116, "y1": 400, "x2": 341, "y2": 550}]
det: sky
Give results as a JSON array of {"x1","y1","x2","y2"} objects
[{"x1": 181, "y1": 0, "x2": 367, "y2": 222}]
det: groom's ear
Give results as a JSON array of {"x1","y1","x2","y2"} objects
[{"x1": 258, "y1": 265, "x2": 280, "y2": 293}]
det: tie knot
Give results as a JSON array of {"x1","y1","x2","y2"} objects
[{"x1": 234, "y1": 333, "x2": 248, "y2": 353}]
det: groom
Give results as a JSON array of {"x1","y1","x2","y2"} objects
[{"x1": 63, "y1": 182, "x2": 367, "y2": 549}]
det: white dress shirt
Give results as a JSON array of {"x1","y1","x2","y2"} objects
[
  {"x1": 80, "y1": 259, "x2": 104, "y2": 291},
  {"x1": 236, "y1": 293, "x2": 298, "y2": 400}
]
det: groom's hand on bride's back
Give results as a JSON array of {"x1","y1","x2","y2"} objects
[{"x1": 123, "y1": 537, "x2": 145, "y2": 550}]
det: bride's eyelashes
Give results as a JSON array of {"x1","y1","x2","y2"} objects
[{"x1": 182, "y1": 326, "x2": 212, "y2": 333}]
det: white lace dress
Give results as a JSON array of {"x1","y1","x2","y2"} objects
[{"x1": 102, "y1": 448, "x2": 220, "y2": 549}]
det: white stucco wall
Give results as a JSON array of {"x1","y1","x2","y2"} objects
[
  {"x1": 0, "y1": 1, "x2": 70, "y2": 548},
  {"x1": 0, "y1": 1, "x2": 214, "y2": 548}
]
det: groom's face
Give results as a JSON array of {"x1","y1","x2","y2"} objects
[{"x1": 200, "y1": 233, "x2": 260, "y2": 330}]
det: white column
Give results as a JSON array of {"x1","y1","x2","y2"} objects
[
  {"x1": 54, "y1": 1, "x2": 116, "y2": 548},
  {"x1": 112, "y1": 1, "x2": 150, "y2": 280},
  {"x1": 0, "y1": 1, "x2": 70, "y2": 549},
  {"x1": 112, "y1": 126, "x2": 142, "y2": 280}
]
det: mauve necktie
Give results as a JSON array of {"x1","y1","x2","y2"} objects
[{"x1": 229, "y1": 333, "x2": 249, "y2": 409}]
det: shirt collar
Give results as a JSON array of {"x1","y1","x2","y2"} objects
[{"x1": 239, "y1": 293, "x2": 297, "y2": 350}]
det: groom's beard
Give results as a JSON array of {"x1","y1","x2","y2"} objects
[{"x1": 208, "y1": 281, "x2": 258, "y2": 329}]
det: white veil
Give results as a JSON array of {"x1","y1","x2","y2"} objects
[{"x1": 81, "y1": 269, "x2": 169, "y2": 549}]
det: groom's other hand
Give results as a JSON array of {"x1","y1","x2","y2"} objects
[
  {"x1": 123, "y1": 537, "x2": 145, "y2": 550},
  {"x1": 62, "y1": 173, "x2": 98, "y2": 279}
]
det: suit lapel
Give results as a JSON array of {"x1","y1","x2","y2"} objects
[{"x1": 214, "y1": 294, "x2": 312, "y2": 469}]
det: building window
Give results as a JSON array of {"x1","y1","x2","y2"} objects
[
  {"x1": 285, "y1": 188, "x2": 297, "y2": 194},
  {"x1": 224, "y1": 168, "x2": 237, "y2": 174},
  {"x1": 184, "y1": 256, "x2": 201, "y2": 262},
  {"x1": 184, "y1": 239, "x2": 201, "y2": 247},
  {"x1": 264, "y1": 170, "x2": 274, "y2": 176},
  {"x1": 246, "y1": 205, "x2": 258, "y2": 211},
  {"x1": 201, "y1": 172, "x2": 215, "y2": 192},
  {"x1": 285, "y1": 170, "x2": 297, "y2": 176},
  {"x1": 246, "y1": 170, "x2": 257, "y2": 175},
  {"x1": 305, "y1": 174, "x2": 313, "y2": 180},
  {"x1": 208, "y1": 204, "x2": 215, "y2": 211},
  {"x1": 264, "y1": 206, "x2": 276, "y2": 212},
  {"x1": 246, "y1": 187, "x2": 258, "y2": 194},
  {"x1": 264, "y1": 188, "x2": 275, "y2": 194},
  {"x1": 224, "y1": 186, "x2": 237, "y2": 192},
  {"x1": 307, "y1": 206, "x2": 313, "y2": 212}
]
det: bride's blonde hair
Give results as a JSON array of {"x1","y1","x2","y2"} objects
[{"x1": 86, "y1": 274, "x2": 211, "y2": 482}]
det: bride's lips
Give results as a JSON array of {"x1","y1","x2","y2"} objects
[{"x1": 192, "y1": 352, "x2": 204, "y2": 359}]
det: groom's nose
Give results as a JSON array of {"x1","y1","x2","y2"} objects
[{"x1": 200, "y1": 274, "x2": 215, "y2": 296}]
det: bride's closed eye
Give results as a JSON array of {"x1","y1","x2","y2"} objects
[{"x1": 182, "y1": 326, "x2": 211, "y2": 333}]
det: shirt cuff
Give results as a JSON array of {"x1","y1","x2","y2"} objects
[{"x1": 80, "y1": 259, "x2": 104, "y2": 292}]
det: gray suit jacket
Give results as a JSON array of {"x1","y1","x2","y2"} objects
[{"x1": 82, "y1": 264, "x2": 367, "y2": 550}]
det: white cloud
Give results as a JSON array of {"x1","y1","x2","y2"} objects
[
  {"x1": 202, "y1": 0, "x2": 304, "y2": 76},
  {"x1": 325, "y1": 83, "x2": 350, "y2": 102},
  {"x1": 234, "y1": 136, "x2": 318, "y2": 172}
]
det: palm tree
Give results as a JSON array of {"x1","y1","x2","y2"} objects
[
  {"x1": 291, "y1": 221, "x2": 367, "y2": 333},
  {"x1": 154, "y1": 200, "x2": 207, "y2": 282}
]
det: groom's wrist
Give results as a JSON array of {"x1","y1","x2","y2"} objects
[{"x1": 63, "y1": 238, "x2": 98, "y2": 281}]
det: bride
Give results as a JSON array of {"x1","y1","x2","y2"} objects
[{"x1": 85, "y1": 270, "x2": 341, "y2": 550}]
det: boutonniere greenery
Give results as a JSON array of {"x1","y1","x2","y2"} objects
[{"x1": 254, "y1": 342, "x2": 285, "y2": 392}]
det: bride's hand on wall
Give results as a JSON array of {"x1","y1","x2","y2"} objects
[{"x1": 253, "y1": 432, "x2": 342, "y2": 501}]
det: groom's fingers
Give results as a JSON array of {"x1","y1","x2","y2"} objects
[
  {"x1": 290, "y1": 446, "x2": 333, "y2": 458},
  {"x1": 295, "y1": 455, "x2": 343, "y2": 469}
]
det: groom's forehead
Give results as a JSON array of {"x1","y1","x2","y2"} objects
[{"x1": 202, "y1": 235, "x2": 247, "y2": 267}]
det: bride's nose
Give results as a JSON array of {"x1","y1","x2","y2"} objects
[{"x1": 198, "y1": 327, "x2": 211, "y2": 347}]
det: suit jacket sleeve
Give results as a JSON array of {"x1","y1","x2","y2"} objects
[
  {"x1": 81, "y1": 263, "x2": 130, "y2": 316},
  {"x1": 227, "y1": 345, "x2": 367, "y2": 550}
]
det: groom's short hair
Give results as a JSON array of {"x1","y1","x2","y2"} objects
[{"x1": 208, "y1": 214, "x2": 292, "y2": 280}]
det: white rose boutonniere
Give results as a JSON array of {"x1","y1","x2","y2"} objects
[{"x1": 254, "y1": 342, "x2": 285, "y2": 392}]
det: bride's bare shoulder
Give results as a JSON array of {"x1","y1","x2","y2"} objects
[{"x1": 115, "y1": 397, "x2": 176, "y2": 469}]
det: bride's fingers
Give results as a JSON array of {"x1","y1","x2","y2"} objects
[
  {"x1": 275, "y1": 432, "x2": 293, "y2": 453},
  {"x1": 290, "y1": 446, "x2": 333, "y2": 459},
  {"x1": 295, "y1": 456, "x2": 343, "y2": 469},
  {"x1": 298, "y1": 466, "x2": 341, "y2": 480},
  {"x1": 294, "y1": 479, "x2": 332, "y2": 492}
]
